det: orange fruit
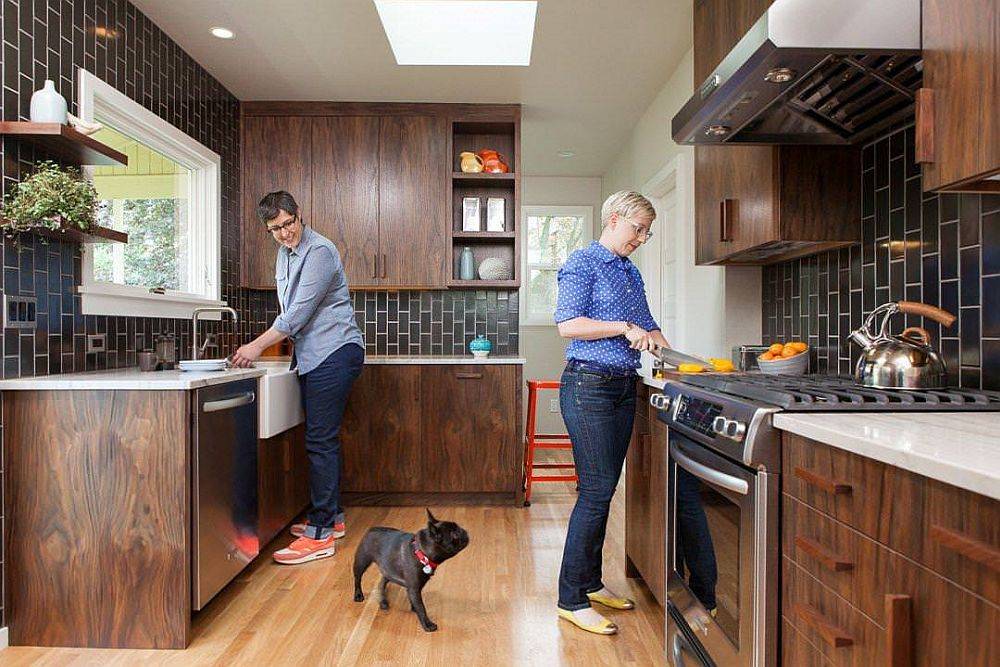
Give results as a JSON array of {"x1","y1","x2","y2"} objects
[
  {"x1": 788, "y1": 341, "x2": 808, "y2": 352},
  {"x1": 781, "y1": 347, "x2": 800, "y2": 358},
  {"x1": 760, "y1": 352, "x2": 775, "y2": 361},
  {"x1": 768, "y1": 343, "x2": 784, "y2": 355}
]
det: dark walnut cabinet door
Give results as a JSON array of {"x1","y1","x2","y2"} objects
[
  {"x1": 378, "y1": 116, "x2": 448, "y2": 288},
  {"x1": 311, "y1": 117, "x2": 381, "y2": 287},
  {"x1": 693, "y1": 0, "x2": 774, "y2": 84},
  {"x1": 419, "y1": 365, "x2": 519, "y2": 492},
  {"x1": 242, "y1": 116, "x2": 312, "y2": 289},
  {"x1": 919, "y1": 0, "x2": 1000, "y2": 191},
  {"x1": 341, "y1": 365, "x2": 423, "y2": 492},
  {"x1": 258, "y1": 424, "x2": 308, "y2": 547}
]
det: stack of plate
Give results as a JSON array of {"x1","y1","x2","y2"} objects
[{"x1": 178, "y1": 358, "x2": 229, "y2": 372}]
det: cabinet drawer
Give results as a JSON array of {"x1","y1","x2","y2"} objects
[
  {"x1": 782, "y1": 618, "x2": 832, "y2": 667},
  {"x1": 783, "y1": 557, "x2": 884, "y2": 666}
]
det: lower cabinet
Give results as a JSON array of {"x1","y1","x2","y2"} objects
[
  {"x1": 340, "y1": 363, "x2": 523, "y2": 502},
  {"x1": 625, "y1": 382, "x2": 667, "y2": 605},
  {"x1": 258, "y1": 424, "x2": 309, "y2": 546}
]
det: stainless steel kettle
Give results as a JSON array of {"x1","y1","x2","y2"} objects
[{"x1": 847, "y1": 301, "x2": 956, "y2": 389}]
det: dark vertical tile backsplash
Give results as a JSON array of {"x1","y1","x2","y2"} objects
[{"x1": 763, "y1": 125, "x2": 1000, "y2": 390}]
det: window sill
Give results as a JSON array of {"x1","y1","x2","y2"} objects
[{"x1": 79, "y1": 284, "x2": 227, "y2": 319}]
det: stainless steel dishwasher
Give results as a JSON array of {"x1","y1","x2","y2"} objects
[{"x1": 192, "y1": 378, "x2": 259, "y2": 610}]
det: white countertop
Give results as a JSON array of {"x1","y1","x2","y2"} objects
[
  {"x1": 0, "y1": 366, "x2": 267, "y2": 390},
  {"x1": 774, "y1": 412, "x2": 1000, "y2": 501},
  {"x1": 364, "y1": 355, "x2": 526, "y2": 365}
]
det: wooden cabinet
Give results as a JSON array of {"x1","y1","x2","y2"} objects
[
  {"x1": 311, "y1": 116, "x2": 381, "y2": 287},
  {"x1": 917, "y1": 0, "x2": 1000, "y2": 192},
  {"x1": 258, "y1": 424, "x2": 309, "y2": 547},
  {"x1": 780, "y1": 434, "x2": 1000, "y2": 666},
  {"x1": 339, "y1": 363, "x2": 523, "y2": 503},
  {"x1": 241, "y1": 116, "x2": 313, "y2": 289},
  {"x1": 625, "y1": 383, "x2": 667, "y2": 605},
  {"x1": 693, "y1": 0, "x2": 774, "y2": 85}
]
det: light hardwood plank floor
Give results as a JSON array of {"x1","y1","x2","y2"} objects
[{"x1": 0, "y1": 478, "x2": 665, "y2": 666}]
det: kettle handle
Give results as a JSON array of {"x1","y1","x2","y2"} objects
[
  {"x1": 898, "y1": 301, "x2": 956, "y2": 327},
  {"x1": 901, "y1": 327, "x2": 932, "y2": 345}
]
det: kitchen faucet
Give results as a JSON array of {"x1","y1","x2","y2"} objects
[{"x1": 192, "y1": 306, "x2": 238, "y2": 360}]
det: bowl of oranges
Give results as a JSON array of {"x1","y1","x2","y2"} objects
[{"x1": 757, "y1": 341, "x2": 809, "y2": 375}]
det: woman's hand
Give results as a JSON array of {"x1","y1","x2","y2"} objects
[
  {"x1": 230, "y1": 342, "x2": 262, "y2": 368},
  {"x1": 624, "y1": 324, "x2": 656, "y2": 352}
]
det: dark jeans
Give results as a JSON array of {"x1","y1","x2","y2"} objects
[
  {"x1": 674, "y1": 465, "x2": 719, "y2": 610},
  {"x1": 557, "y1": 361, "x2": 636, "y2": 611},
  {"x1": 298, "y1": 343, "x2": 364, "y2": 539}
]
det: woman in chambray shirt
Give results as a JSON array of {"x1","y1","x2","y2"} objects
[{"x1": 553, "y1": 190, "x2": 669, "y2": 635}]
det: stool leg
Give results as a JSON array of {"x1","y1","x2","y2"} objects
[{"x1": 523, "y1": 384, "x2": 538, "y2": 507}]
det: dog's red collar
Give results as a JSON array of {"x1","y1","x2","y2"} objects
[{"x1": 411, "y1": 538, "x2": 438, "y2": 575}]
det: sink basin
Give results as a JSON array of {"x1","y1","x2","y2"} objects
[{"x1": 255, "y1": 361, "x2": 304, "y2": 438}]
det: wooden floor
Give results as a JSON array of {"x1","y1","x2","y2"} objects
[{"x1": 0, "y1": 478, "x2": 665, "y2": 666}]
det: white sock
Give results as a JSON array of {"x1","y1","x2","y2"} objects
[
  {"x1": 589, "y1": 586, "x2": 620, "y2": 599},
  {"x1": 567, "y1": 606, "x2": 610, "y2": 626}
]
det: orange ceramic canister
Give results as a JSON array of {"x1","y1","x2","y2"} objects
[{"x1": 476, "y1": 149, "x2": 510, "y2": 173}]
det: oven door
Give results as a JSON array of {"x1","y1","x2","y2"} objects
[{"x1": 666, "y1": 431, "x2": 777, "y2": 667}]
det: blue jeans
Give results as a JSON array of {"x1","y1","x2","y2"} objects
[
  {"x1": 557, "y1": 362, "x2": 636, "y2": 610},
  {"x1": 298, "y1": 343, "x2": 364, "y2": 539},
  {"x1": 674, "y1": 465, "x2": 719, "y2": 611}
]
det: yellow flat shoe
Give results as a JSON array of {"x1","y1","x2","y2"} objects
[
  {"x1": 557, "y1": 608, "x2": 618, "y2": 635},
  {"x1": 587, "y1": 591, "x2": 635, "y2": 610}
]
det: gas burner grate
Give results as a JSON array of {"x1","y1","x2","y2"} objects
[{"x1": 678, "y1": 374, "x2": 1000, "y2": 412}]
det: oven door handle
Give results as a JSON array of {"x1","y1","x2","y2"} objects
[{"x1": 671, "y1": 443, "x2": 749, "y2": 496}]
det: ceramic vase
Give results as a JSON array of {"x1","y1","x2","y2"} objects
[
  {"x1": 459, "y1": 246, "x2": 476, "y2": 280},
  {"x1": 469, "y1": 335, "x2": 492, "y2": 358},
  {"x1": 30, "y1": 80, "x2": 68, "y2": 124}
]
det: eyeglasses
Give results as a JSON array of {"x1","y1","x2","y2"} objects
[
  {"x1": 630, "y1": 221, "x2": 653, "y2": 240},
  {"x1": 266, "y1": 216, "x2": 299, "y2": 234}
]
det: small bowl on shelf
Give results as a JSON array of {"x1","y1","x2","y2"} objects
[{"x1": 757, "y1": 351, "x2": 808, "y2": 375}]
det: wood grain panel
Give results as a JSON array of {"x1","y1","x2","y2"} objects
[
  {"x1": 242, "y1": 101, "x2": 521, "y2": 120},
  {"x1": 4, "y1": 390, "x2": 190, "y2": 648},
  {"x1": 693, "y1": 0, "x2": 775, "y2": 86},
  {"x1": 777, "y1": 146, "x2": 861, "y2": 242},
  {"x1": 258, "y1": 424, "x2": 309, "y2": 547},
  {"x1": 241, "y1": 115, "x2": 313, "y2": 289},
  {"x1": 378, "y1": 115, "x2": 448, "y2": 288},
  {"x1": 311, "y1": 116, "x2": 380, "y2": 287},
  {"x1": 419, "y1": 365, "x2": 520, "y2": 492},
  {"x1": 782, "y1": 618, "x2": 833, "y2": 667},
  {"x1": 921, "y1": 0, "x2": 1000, "y2": 191},
  {"x1": 340, "y1": 365, "x2": 423, "y2": 493}
]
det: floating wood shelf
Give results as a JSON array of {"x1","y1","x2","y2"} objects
[
  {"x1": 447, "y1": 279, "x2": 520, "y2": 289},
  {"x1": 32, "y1": 224, "x2": 128, "y2": 244},
  {"x1": 452, "y1": 172, "x2": 516, "y2": 188},
  {"x1": 0, "y1": 122, "x2": 128, "y2": 166},
  {"x1": 452, "y1": 231, "x2": 516, "y2": 241}
]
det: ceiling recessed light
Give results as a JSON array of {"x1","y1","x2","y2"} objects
[
  {"x1": 374, "y1": 1, "x2": 537, "y2": 66},
  {"x1": 210, "y1": 27, "x2": 235, "y2": 39},
  {"x1": 557, "y1": 150, "x2": 576, "y2": 158}
]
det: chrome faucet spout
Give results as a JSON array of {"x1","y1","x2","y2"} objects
[{"x1": 192, "y1": 307, "x2": 238, "y2": 360}]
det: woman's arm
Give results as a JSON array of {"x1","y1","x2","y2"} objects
[
  {"x1": 557, "y1": 317, "x2": 657, "y2": 351},
  {"x1": 231, "y1": 327, "x2": 286, "y2": 367}
]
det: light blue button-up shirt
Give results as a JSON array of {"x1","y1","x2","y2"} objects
[
  {"x1": 553, "y1": 241, "x2": 660, "y2": 370},
  {"x1": 274, "y1": 226, "x2": 364, "y2": 375}
]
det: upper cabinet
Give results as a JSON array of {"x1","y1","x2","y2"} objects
[
  {"x1": 692, "y1": 0, "x2": 774, "y2": 86},
  {"x1": 916, "y1": 0, "x2": 1000, "y2": 192}
]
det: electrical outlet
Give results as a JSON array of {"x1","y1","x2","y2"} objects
[
  {"x1": 549, "y1": 398, "x2": 560, "y2": 413},
  {"x1": 3, "y1": 295, "x2": 37, "y2": 330},
  {"x1": 86, "y1": 334, "x2": 107, "y2": 354}
]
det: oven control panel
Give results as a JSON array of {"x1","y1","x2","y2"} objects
[{"x1": 673, "y1": 394, "x2": 723, "y2": 437}]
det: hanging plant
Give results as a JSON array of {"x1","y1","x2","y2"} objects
[{"x1": 0, "y1": 160, "x2": 100, "y2": 236}]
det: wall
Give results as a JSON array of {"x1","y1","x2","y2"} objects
[
  {"x1": 520, "y1": 176, "x2": 603, "y2": 432},
  {"x1": 601, "y1": 48, "x2": 761, "y2": 362},
  {"x1": 763, "y1": 125, "x2": 1000, "y2": 390}
]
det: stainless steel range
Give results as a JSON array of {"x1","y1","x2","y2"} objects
[{"x1": 652, "y1": 374, "x2": 1000, "y2": 666}]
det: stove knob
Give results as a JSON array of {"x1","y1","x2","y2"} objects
[
  {"x1": 712, "y1": 416, "x2": 727, "y2": 434},
  {"x1": 724, "y1": 420, "x2": 747, "y2": 441},
  {"x1": 649, "y1": 393, "x2": 662, "y2": 408}
]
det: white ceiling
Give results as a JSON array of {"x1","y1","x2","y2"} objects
[{"x1": 131, "y1": 0, "x2": 692, "y2": 176}]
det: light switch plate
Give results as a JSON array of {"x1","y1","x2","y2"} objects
[
  {"x1": 86, "y1": 334, "x2": 107, "y2": 354},
  {"x1": 3, "y1": 295, "x2": 37, "y2": 330},
  {"x1": 549, "y1": 398, "x2": 559, "y2": 413}
]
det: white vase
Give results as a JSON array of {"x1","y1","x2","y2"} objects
[{"x1": 30, "y1": 80, "x2": 68, "y2": 124}]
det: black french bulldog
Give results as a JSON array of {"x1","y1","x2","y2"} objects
[{"x1": 352, "y1": 509, "x2": 470, "y2": 632}]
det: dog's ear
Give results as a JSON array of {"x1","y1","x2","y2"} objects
[{"x1": 426, "y1": 508, "x2": 439, "y2": 525}]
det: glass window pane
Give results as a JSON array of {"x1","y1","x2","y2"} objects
[
  {"x1": 526, "y1": 214, "x2": 586, "y2": 265},
  {"x1": 527, "y1": 268, "x2": 559, "y2": 321},
  {"x1": 89, "y1": 124, "x2": 191, "y2": 291}
]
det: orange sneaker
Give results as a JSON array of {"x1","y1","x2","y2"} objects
[
  {"x1": 289, "y1": 520, "x2": 346, "y2": 539},
  {"x1": 273, "y1": 535, "x2": 336, "y2": 565}
]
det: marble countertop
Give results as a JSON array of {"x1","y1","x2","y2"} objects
[
  {"x1": 0, "y1": 366, "x2": 267, "y2": 390},
  {"x1": 774, "y1": 412, "x2": 1000, "y2": 500}
]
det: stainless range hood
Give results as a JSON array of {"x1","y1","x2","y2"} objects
[{"x1": 672, "y1": 0, "x2": 922, "y2": 146}]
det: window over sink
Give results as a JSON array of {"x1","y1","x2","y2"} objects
[
  {"x1": 521, "y1": 205, "x2": 591, "y2": 326},
  {"x1": 76, "y1": 70, "x2": 224, "y2": 318}
]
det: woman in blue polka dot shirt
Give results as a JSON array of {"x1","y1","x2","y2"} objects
[{"x1": 553, "y1": 190, "x2": 670, "y2": 635}]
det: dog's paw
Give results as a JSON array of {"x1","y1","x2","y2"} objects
[
  {"x1": 353, "y1": 592, "x2": 364, "y2": 602},
  {"x1": 421, "y1": 622, "x2": 438, "y2": 632},
  {"x1": 379, "y1": 599, "x2": 389, "y2": 611}
]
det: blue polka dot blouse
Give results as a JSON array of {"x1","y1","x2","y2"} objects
[{"x1": 553, "y1": 240, "x2": 660, "y2": 370}]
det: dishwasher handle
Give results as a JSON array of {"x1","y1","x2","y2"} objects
[{"x1": 202, "y1": 391, "x2": 256, "y2": 413}]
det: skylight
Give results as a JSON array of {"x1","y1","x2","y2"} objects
[{"x1": 374, "y1": 1, "x2": 538, "y2": 66}]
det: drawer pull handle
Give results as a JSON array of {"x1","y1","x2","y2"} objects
[
  {"x1": 794, "y1": 536, "x2": 854, "y2": 572},
  {"x1": 794, "y1": 466, "x2": 852, "y2": 495},
  {"x1": 885, "y1": 594, "x2": 913, "y2": 667},
  {"x1": 929, "y1": 525, "x2": 1000, "y2": 573},
  {"x1": 793, "y1": 603, "x2": 854, "y2": 648},
  {"x1": 455, "y1": 372, "x2": 483, "y2": 380}
]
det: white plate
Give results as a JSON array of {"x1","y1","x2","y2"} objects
[{"x1": 178, "y1": 358, "x2": 229, "y2": 372}]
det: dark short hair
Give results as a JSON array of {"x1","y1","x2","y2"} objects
[{"x1": 257, "y1": 191, "x2": 299, "y2": 224}]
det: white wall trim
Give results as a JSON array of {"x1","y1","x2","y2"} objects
[
  {"x1": 77, "y1": 69, "x2": 224, "y2": 318},
  {"x1": 520, "y1": 205, "x2": 593, "y2": 326}
]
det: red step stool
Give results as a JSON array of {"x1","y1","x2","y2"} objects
[{"x1": 523, "y1": 380, "x2": 576, "y2": 506}]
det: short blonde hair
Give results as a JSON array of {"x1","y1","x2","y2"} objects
[{"x1": 601, "y1": 190, "x2": 656, "y2": 227}]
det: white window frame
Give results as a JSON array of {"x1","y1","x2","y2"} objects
[
  {"x1": 76, "y1": 69, "x2": 225, "y2": 319},
  {"x1": 520, "y1": 205, "x2": 593, "y2": 326}
]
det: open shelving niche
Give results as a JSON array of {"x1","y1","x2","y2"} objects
[{"x1": 448, "y1": 120, "x2": 519, "y2": 288}]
